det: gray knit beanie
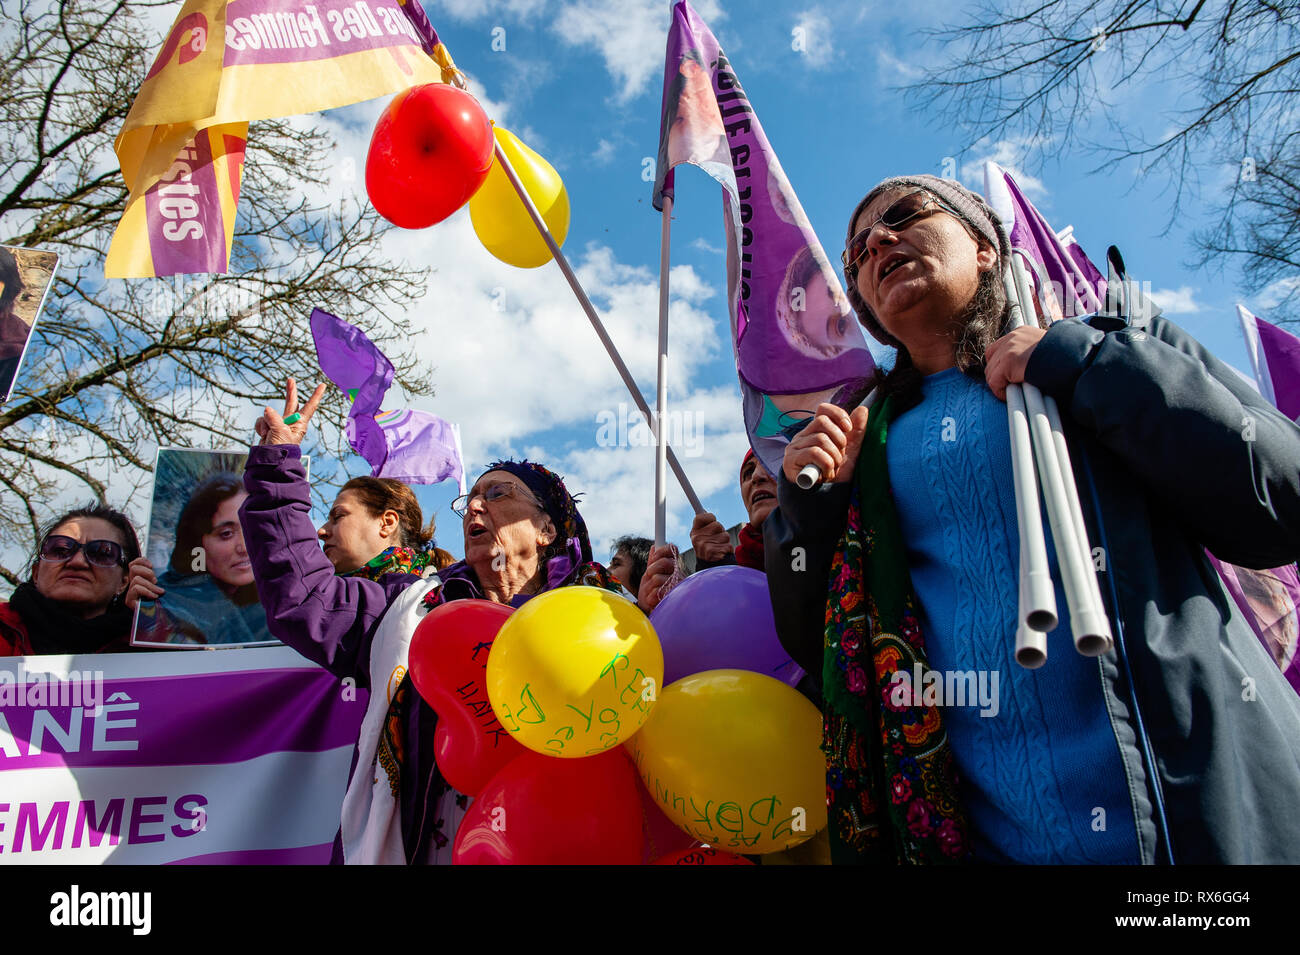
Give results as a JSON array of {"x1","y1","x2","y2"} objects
[{"x1": 843, "y1": 174, "x2": 1009, "y2": 348}]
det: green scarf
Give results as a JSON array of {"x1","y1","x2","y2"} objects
[{"x1": 821, "y1": 394, "x2": 972, "y2": 864}]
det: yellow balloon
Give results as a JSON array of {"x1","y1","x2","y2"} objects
[
  {"x1": 469, "y1": 125, "x2": 570, "y2": 268},
  {"x1": 626, "y1": 669, "x2": 827, "y2": 855},
  {"x1": 486, "y1": 588, "x2": 663, "y2": 758}
]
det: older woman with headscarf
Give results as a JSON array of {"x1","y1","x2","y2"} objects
[
  {"x1": 238, "y1": 379, "x2": 629, "y2": 865},
  {"x1": 764, "y1": 174, "x2": 1300, "y2": 865}
]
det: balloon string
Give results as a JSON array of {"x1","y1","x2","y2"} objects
[{"x1": 655, "y1": 544, "x2": 687, "y2": 606}]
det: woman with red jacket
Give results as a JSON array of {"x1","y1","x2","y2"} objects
[{"x1": 1, "y1": 504, "x2": 147, "y2": 655}]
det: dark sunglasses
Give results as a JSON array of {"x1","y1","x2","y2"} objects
[
  {"x1": 39, "y1": 535, "x2": 128, "y2": 568},
  {"x1": 841, "y1": 191, "x2": 959, "y2": 277}
]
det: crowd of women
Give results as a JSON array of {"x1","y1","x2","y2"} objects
[{"x1": 2, "y1": 174, "x2": 1298, "y2": 865}]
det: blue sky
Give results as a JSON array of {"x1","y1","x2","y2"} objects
[{"x1": 143, "y1": 0, "x2": 1287, "y2": 562}]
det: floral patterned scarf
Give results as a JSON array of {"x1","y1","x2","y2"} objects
[
  {"x1": 346, "y1": 546, "x2": 431, "y2": 583},
  {"x1": 822, "y1": 394, "x2": 972, "y2": 864}
]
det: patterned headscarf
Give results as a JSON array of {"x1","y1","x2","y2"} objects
[{"x1": 482, "y1": 460, "x2": 593, "y2": 564}]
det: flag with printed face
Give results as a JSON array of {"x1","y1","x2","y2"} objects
[
  {"x1": 1237, "y1": 305, "x2": 1300, "y2": 422},
  {"x1": 310, "y1": 308, "x2": 462, "y2": 486},
  {"x1": 983, "y1": 161, "x2": 1106, "y2": 322},
  {"x1": 652, "y1": 0, "x2": 874, "y2": 480},
  {"x1": 106, "y1": 0, "x2": 445, "y2": 278}
]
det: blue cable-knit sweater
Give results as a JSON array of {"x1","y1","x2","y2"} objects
[{"x1": 886, "y1": 367, "x2": 1140, "y2": 863}]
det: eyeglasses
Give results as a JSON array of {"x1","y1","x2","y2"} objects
[
  {"x1": 450, "y1": 482, "x2": 543, "y2": 518},
  {"x1": 39, "y1": 535, "x2": 128, "y2": 568},
  {"x1": 841, "y1": 191, "x2": 959, "y2": 277}
]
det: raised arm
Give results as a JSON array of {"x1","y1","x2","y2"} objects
[{"x1": 239, "y1": 379, "x2": 416, "y2": 686}]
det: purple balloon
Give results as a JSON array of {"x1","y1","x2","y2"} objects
[{"x1": 649, "y1": 565, "x2": 805, "y2": 687}]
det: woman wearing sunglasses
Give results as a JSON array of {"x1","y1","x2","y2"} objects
[
  {"x1": 764, "y1": 174, "x2": 1300, "y2": 865},
  {"x1": 236, "y1": 379, "x2": 629, "y2": 864},
  {"x1": 1, "y1": 504, "x2": 144, "y2": 655}
]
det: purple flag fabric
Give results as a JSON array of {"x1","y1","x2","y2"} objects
[
  {"x1": 309, "y1": 308, "x2": 463, "y2": 487},
  {"x1": 983, "y1": 162, "x2": 1106, "y2": 321},
  {"x1": 370, "y1": 409, "x2": 463, "y2": 487},
  {"x1": 394, "y1": 0, "x2": 441, "y2": 56},
  {"x1": 310, "y1": 307, "x2": 394, "y2": 406},
  {"x1": 1238, "y1": 305, "x2": 1300, "y2": 422},
  {"x1": 652, "y1": 0, "x2": 874, "y2": 479}
]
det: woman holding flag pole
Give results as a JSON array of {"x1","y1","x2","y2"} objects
[{"x1": 764, "y1": 173, "x2": 1300, "y2": 865}]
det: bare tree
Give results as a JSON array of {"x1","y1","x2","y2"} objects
[
  {"x1": 911, "y1": 0, "x2": 1300, "y2": 321},
  {"x1": 0, "y1": 0, "x2": 434, "y2": 588}
]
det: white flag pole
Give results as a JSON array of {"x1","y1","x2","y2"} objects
[
  {"x1": 437, "y1": 64, "x2": 704, "y2": 515},
  {"x1": 487, "y1": 139, "x2": 704, "y2": 515},
  {"x1": 655, "y1": 197, "x2": 673, "y2": 546}
]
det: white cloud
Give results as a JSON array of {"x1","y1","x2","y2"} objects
[
  {"x1": 691, "y1": 237, "x2": 724, "y2": 255},
  {"x1": 960, "y1": 139, "x2": 1051, "y2": 199},
  {"x1": 284, "y1": 101, "x2": 756, "y2": 560},
  {"x1": 555, "y1": 382, "x2": 752, "y2": 559},
  {"x1": 875, "y1": 48, "x2": 924, "y2": 82},
  {"x1": 429, "y1": 0, "x2": 552, "y2": 22},
  {"x1": 552, "y1": 0, "x2": 727, "y2": 103},
  {"x1": 1254, "y1": 276, "x2": 1300, "y2": 311},
  {"x1": 1147, "y1": 285, "x2": 1202, "y2": 315},
  {"x1": 591, "y1": 138, "x2": 618, "y2": 166},
  {"x1": 791, "y1": 9, "x2": 835, "y2": 68}
]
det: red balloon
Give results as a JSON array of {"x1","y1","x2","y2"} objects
[
  {"x1": 453, "y1": 749, "x2": 644, "y2": 865},
  {"x1": 652, "y1": 846, "x2": 754, "y2": 866},
  {"x1": 365, "y1": 83, "x2": 495, "y2": 229},
  {"x1": 408, "y1": 599, "x2": 524, "y2": 795}
]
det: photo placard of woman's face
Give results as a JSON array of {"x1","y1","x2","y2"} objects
[{"x1": 131, "y1": 448, "x2": 279, "y2": 649}]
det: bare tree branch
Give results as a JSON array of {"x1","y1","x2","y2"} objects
[
  {"x1": 910, "y1": 0, "x2": 1300, "y2": 322},
  {"x1": 0, "y1": 1, "x2": 435, "y2": 588}
]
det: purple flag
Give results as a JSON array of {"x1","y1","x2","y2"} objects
[
  {"x1": 309, "y1": 308, "x2": 463, "y2": 487},
  {"x1": 394, "y1": 0, "x2": 441, "y2": 56},
  {"x1": 371, "y1": 409, "x2": 464, "y2": 488},
  {"x1": 652, "y1": 0, "x2": 874, "y2": 479},
  {"x1": 983, "y1": 162, "x2": 1106, "y2": 321},
  {"x1": 1238, "y1": 305, "x2": 1300, "y2": 422}
]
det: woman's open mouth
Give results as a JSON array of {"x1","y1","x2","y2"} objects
[{"x1": 877, "y1": 252, "x2": 910, "y2": 288}]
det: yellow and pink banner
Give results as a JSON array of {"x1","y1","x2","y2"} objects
[{"x1": 106, "y1": 0, "x2": 446, "y2": 278}]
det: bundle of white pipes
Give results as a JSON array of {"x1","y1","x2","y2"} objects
[{"x1": 1000, "y1": 225, "x2": 1112, "y2": 667}]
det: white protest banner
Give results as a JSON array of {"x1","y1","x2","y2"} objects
[{"x1": 0, "y1": 647, "x2": 364, "y2": 863}]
